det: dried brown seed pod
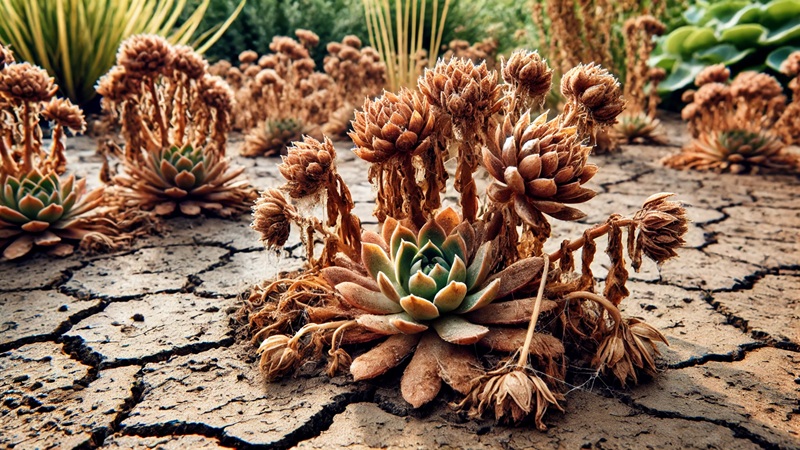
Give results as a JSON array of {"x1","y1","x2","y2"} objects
[
  {"x1": 561, "y1": 63, "x2": 625, "y2": 127},
  {"x1": 278, "y1": 135, "x2": 336, "y2": 198},
  {"x1": 295, "y1": 29, "x2": 320, "y2": 48},
  {"x1": 694, "y1": 64, "x2": 730, "y2": 86},
  {"x1": 632, "y1": 192, "x2": 688, "y2": 268},
  {"x1": 730, "y1": 71, "x2": 783, "y2": 101},
  {"x1": 172, "y1": 45, "x2": 208, "y2": 80},
  {"x1": 484, "y1": 112, "x2": 597, "y2": 222},
  {"x1": 117, "y1": 34, "x2": 173, "y2": 77},
  {"x1": 692, "y1": 82, "x2": 731, "y2": 108},
  {"x1": 350, "y1": 88, "x2": 436, "y2": 163},
  {"x1": 0, "y1": 62, "x2": 57, "y2": 103},
  {"x1": 42, "y1": 98, "x2": 86, "y2": 132},
  {"x1": 252, "y1": 189, "x2": 295, "y2": 249},
  {"x1": 239, "y1": 50, "x2": 259, "y2": 64},
  {"x1": 342, "y1": 35, "x2": 362, "y2": 49},
  {"x1": 198, "y1": 74, "x2": 234, "y2": 113},
  {"x1": 502, "y1": 50, "x2": 553, "y2": 106},
  {"x1": 0, "y1": 44, "x2": 15, "y2": 67},
  {"x1": 780, "y1": 51, "x2": 800, "y2": 76},
  {"x1": 418, "y1": 58, "x2": 502, "y2": 125}
]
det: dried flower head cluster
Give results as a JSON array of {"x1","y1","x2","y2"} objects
[
  {"x1": 0, "y1": 45, "x2": 119, "y2": 259},
  {"x1": 614, "y1": 15, "x2": 667, "y2": 145},
  {"x1": 243, "y1": 56, "x2": 687, "y2": 430},
  {"x1": 211, "y1": 31, "x2": 385, "y2": 157},
  {"x1": 776, "y1": 51, "x2": 800, "y2": 145},
  {"x1": 98, "y1": 35, "x2": 256, "y2": 216},
  {"x1": 664, "y1": 64, "x2": 799, "y2": 174},
  {"x1": 442, "y1": 38, "x2": 499, "y2": 72}
]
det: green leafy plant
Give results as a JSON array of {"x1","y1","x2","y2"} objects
[
  {"x1": 652, "y1": 0, "x2": 800, "y2": 96},
  {"x1": 0, "y1": 0, "x2": 244, "y2": 106}
]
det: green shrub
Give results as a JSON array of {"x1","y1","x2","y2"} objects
[
  {"x1": 0, "y1": 0, "x2": 243, "y2": 107},
  {"x1": 652, "y1": 0, "x2": 800, "y2": 96}
]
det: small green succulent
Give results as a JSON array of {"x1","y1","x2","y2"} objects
[
  {"x1": 0, "y1": 169, "x2": 105, "y2": 259},
  {"x1": 149, "y1": 145, "x2": 209, "y2": 191},
  {"x1": 323, "y1": 207, "x2": 543, "y2": 345}
]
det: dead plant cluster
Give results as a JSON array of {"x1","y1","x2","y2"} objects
[
  {"x1": 0, "y1": 44, "x2": 129, "y2": 260},
  {"x1": 613, "y1": 15, "x2": 667, "y2": 145},
  {"x1": 245, "y1": 54, "x2": 688, "y2": 429},
  {"x1": 442, "y1": 38, "x2": 499, "y2": 72},
  {"x1": 664, "y1": 61, "x2": 800, "y2": 174},
  {"x1": 98, "y1": 35, "x2": 257, "y2": 216},
  {"x1": 209, "y1": 31, "x2": 386, "y2": 157}
]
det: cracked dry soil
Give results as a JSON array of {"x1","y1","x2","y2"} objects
[{"x1": 1, "y1": 118, "x2": 798, "y2": 450}]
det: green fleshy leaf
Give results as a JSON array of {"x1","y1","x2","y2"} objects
[
  {"x1": 685, "y1": 28, "x2": 719, "y2": 55},
  {"x1": 0, "y1": 205, "x2": 30, "y2": 224},
  {"x1": 453, "y1": 279, "x2": 500, "y2": 314},
  {"x1": 336, "y1": 281, "x2": 403, "y2": 314},
  {"x1": 432, "y1": 316, "x2": 489, "y2": 345},
  {"x1": 418, "y1": 219, "x2": 447, "y2": 249},
  {"x1": 466, "y1": 241, "x2": 493, "y2": 291},
  {"x1": 441, "y1": 234, "x2": 467, "y2": 264},
  {"x1": 428, "y1": 263, "x2": 450, "y2": 291},
  {"x1": 714, "y1": 4, "x2": 761, "y2": 29},
  {"x1": 362, "y1": 243, "x2": 397, "y2": 284},
  {"x1": 763, "y1": 0, "x2": 800, "y2": 28},
  {"x1": 408, "y1": 272, "x2": 438, "y2": 300},
  {"x1": 377, "y1": 271, "x2": 403, "y2": 302},
  {"x1": 415, "y1": 240, "x2": 444, "y2": 266},
  {"x1": 695, "y1": 44, "x2": 754, "y2": 64},
  {"x1": 2, "y1": 183, "x2": 18, "y2": 210},
  {"x1": 395, "y1": 241, "x2": 418, "y2": 293},
  {"x1": 664, "y1": 26, "x2": 698, "y2": 55},
  {"x1": 719, "y1": 24, "x2": 766, "y2": 47},
  {"x1": 433, "y1": 281, "x2": 467, "y2": 313},
  {"x1": 36, "y1": 203, "x2": 64, "y2": 223},
  {"x1": 659, "y1": 61, "x2": 707, "y2": 94},
  {"x1": 390, "y1": 224, "x2": 417, "y2": 260},
  {"x1": 400, "y1": 294, "x2": 440, "y2": 321},
  {"x1": 761, "y1": 16, "x2": 800, "y2": 45},
  {"x1": 18, "y1": 194, "x2": 45, "y2": 219},
  {"x1": 175, "y1": 156, "x2": 195, "y2": 173},
  {"x1": 648, "y1": 53, "x2": 679, "y2": 71},
  {"x1": 766, "y1": 45, "x2": 800, "y2": 71},
  {"x1": 448, "y1": 256, "x2": 467, "y2": 285}
]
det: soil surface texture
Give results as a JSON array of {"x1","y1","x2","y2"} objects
[{"x1": 1, "y1": 118, "x2": 798, "y2": 449}]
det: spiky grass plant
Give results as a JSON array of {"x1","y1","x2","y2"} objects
[
  {"x1": 665, "y1": 64, "x2": 799, "y2": 174},
  {"x1": 613, "y1": 15, "x2": 667, "y2": 146},
  {"x1": 0, "y1": 45, "x2": 118, "y2": 259},
  {"x1": 0, "y1": 0, "x2": 244, "y2": 106},
  {"x1": 98, "y1": 35, "x2": 256, "y2": 217},
  {"x1": 245, "y1": 55, "x2": 689, "y2": 429}
]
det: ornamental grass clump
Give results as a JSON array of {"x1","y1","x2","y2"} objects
[
  {"x1": 664, "y1": 63, "x2": 800, "y2": 174},
  {"x1": 244, "y1": 55, "x2": 689, "y2": 430},
  {"x1": 613, "y1": 16, "x2": 667, "y2": 146},
  {"x1": 98, "y1": 35, "x2": 256, "y2": 217},
  {"x1": 0, "y1": 45, "x2": 120, "y2": 259}
]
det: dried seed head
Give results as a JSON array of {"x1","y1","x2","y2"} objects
[
  {"x1": 633, "y1": 192, "x2": 688, "y2": 268},
  {"x1": 648, "y1": 67, "x2": 667, "y2": 83},
  {"x1": 730, "y1": 71, "x2": 783, "y2": 101},
  {"x1": 484, "y1": 112, "x2": 596, "y2": 222},
  {"x1": 279, "y1": 136, "x2": 336, "y2": 198},
  {"x1": 561, "y1": 63, "x2": 625, "y2": 126},
  {"x1": 350, "y1": 88, "x2": 436, "y2": 163},
  {"x1": 239, "y1": 50, "x2": 259, "y2": 64},
  {"x1": 780, "y1": 51, "x2": 800, "y2": 76},
  {"x1": 255, "y1": 69, "x2": 281, "y2": 86},
  {"x1": 252, "y1": 188, "x2": 294, "y2": 249},
  {"x1": 96, "y1": 66, "x2": 133, "y2": 103},
  {"x1": 42, "y1": 98, "x2": 86, "y2": 132},
  {"x1": 637, "y1": 15, "x2": 666, "y2": 36},
  {"x1": 295, "y1": 29, "x2": 320, "y2": 48},
  {"x1": 270, "y1": 36, "x2": 309, "y2": 60},
  {"x1": 694, "y1": 64, "x2": 730, "y2": 86},
  {"x1": 256, "y1": 334, "x2": 300, "y2": 380},
  {"x1": 244, "y1": 65, "x2": 261, "y2": 78},
  {"x1": 117, "y1": 34, "x2": 173, "y2": 77},
  {"x1": 198, "y1": 74, "x2": 233, "y2": 113},
  {"x1": 692, "y1": 82, "x2": 731, "y2": 108},
  {"x1": 172, "y1": 45, "x2": 207, "y2": 80},
  {"x1": 502, "y1": 50, "x2": 553, "y2": 106},
  {"x1": 0, "y1": 62, "x2": 57, "y2": 103},
  {"x1": 208, "y1": 59, "x2": 232, "y2": 77},
  {"x1": 342, "y1": 35, "x2": 362, "y2": 49},
  {"x1": 418, "y1": 58, "x2": 502, "y2": 125}
]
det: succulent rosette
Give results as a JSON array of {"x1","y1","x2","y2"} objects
[
  {"x1": 116, "y1": 144, "x2": 252, "y2": 216},
  {"x1": 0, "y1": 170, "x2": 108, "y2": 259},
  {"x1": 320, "y1": 207, "x2": 547, "y2": 407}
]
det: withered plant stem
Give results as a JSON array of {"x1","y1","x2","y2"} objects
[
  {"x1": 517, "y1": 253, "x2": 550, "y2": 367},
  {"x1": 21, "y1": 101, "x2": 32, "y2": 172},
  {"x1": 549, "y1": 217, "x2": 635, "y2": 261},
  {"x1": 290, "y1": 319, "x2": 355, "y2": 345},
  {"x1": 562, "y1": 290, "x2": 622, "y2": 327},
  {"x1": 148, "y1": 79, "x2": 169, "y2": 149}
]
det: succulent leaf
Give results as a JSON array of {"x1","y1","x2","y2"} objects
[
  {"x1": 336, "y1": 282, "x2": 403, "y2": 314},
  {"x1": 400, "y1": 294, "x2": 441, "y2": 321},
  {"x1": 433, "y1": 281, "x2": 468, "y2": 312},
  {"x1": 454, "y1": 279, "x2": 501, "y2": 314},
  {"x1": 432, "y1": 316, "x2": 490, "y2": 345}
]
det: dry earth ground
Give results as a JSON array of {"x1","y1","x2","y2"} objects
[{"x1": 1, "y1": 118, "x2": 798, "y2": 449}]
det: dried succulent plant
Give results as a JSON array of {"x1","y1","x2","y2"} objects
[
  {"x1": 0, "y1": 45, "x2": 119, "y2": 260},
  {"x1": 665, "y1": 65, "x2": 799, "y2": 174},
  {"x1": 98, "y1": 35, "x2": 256, "y2": 216},
  {"x1": 244, "y1": 56, "x2": 688, "y2": 429}
]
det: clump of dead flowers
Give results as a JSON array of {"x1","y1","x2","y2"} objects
[
  {"x1": 442, "y1": 38, "x2": 499, "y2": 72},
  {"x1": 613, "y1": 15, "x2": 667, "y2": 145},
  {"x1": 0, "y1": 44, "x2": 130, "y2": 260},
  {"x1": 664, "y1": 64, "x2": 800, "y2": 174},
  {"x1": 98, "y1": 35, "x2": 257, "y2": 216},
  {"x1": 210, "y1": 31, "x2": 386, "y2": 157},
  {"x1": 244, "y1": 54, "x2": 687, "y2": 430}
]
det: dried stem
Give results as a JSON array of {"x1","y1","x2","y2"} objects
[
  {"x1": 550, "y1": 218, "x2": 635, "y2": 261},
  {"x1": 517, "y1": 253, "x2": 551, "y2": 367},
  {"x1": 562, "y1": 290, "x2": 623, "y2": 328}
]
